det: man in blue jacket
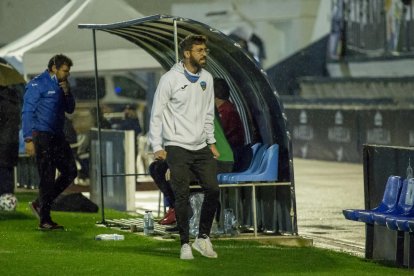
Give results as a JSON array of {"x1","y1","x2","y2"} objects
[{"x1": 22, "y1": 54, "x2": 77, "y2": 230}]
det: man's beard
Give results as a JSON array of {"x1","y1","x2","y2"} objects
[
  {"x1": 57, "y1": 75, "x2": 66, "y2": 82},
  {"x1": 189, "y1": 56, "x2": 206, "y2": 72}
]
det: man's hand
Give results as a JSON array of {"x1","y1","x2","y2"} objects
[
  {"x1": 154, "y1": 149, "x2": 167, "y2": 160},
  {"x1": 59, "y1": 80, "x2": 70, "y2": 95},
  {"x1": 25, "y1": 141, "x2": 35, "y2": 157},
  {"x1": 209, "y1": 144, "x2": 220, "y2": 159}
]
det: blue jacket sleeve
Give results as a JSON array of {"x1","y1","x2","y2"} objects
[{"x1": 22, "y1": 83, "x2": 40, "y2": 139}]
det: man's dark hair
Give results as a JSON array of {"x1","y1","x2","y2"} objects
[
  {"x1": 214, "y1": 78, "x2": 230, "y2": 100},
  {"x1": 48, "y1": 54, "x2": 73, "y2": 70},
  {"x1": 179, "y1": 34, "x2": 207, "y2": 58}
]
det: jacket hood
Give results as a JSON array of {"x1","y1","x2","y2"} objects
[
  {"x1": 172, "y1": 61, "x2": 204, "y2": 83},
  {"x1": 171, "y1": 62, "x2": 185, "y2": 74}
]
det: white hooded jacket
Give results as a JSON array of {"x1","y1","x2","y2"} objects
[{"x1": 149, "y1": 62, "x2": 216, "y2": 152}]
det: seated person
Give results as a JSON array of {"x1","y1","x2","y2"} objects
[
  {"x1": 214, "y1": 78, "x2": 246, "y2": 171},
  {"x1": 118, "y1": 104, "x2": 142, "y2": 138},
  {"x1": 149, "y1": 160, "x2": 176, "y2": 225}
]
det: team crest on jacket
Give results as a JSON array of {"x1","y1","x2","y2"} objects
[{"x1": 200, "y1": 81, "x2": 207, "y2": 91}]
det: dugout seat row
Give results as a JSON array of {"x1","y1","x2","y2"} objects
[
  {"x1": 343, "y1": 175, "x2": 414, "y2": 268},
  {"x1": 217, "y1": 143, "x2": 279, "y2": 184},
  {"x1": 343, "y1": 175, "x2": 414, "y2": 230}
]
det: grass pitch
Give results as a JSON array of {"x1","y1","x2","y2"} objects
[{"x1": 0, "y1": 192, "x2": 412, "y2": 276}]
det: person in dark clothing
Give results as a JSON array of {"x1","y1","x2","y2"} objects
[
  {"x1": 213, "y1": 78, "x2": 244, "y2": 149},
  {"x1": 214, "y1": 78, "x2": 245, "y2": 171},
  {"x1": 0, "y1": 86, "x2": 21, "y2": 196},
  {"x1": 119, "y1": 104, "x2": 142, "y2": 138},
  {"x1": 149, "y1": 160, "x2": 176, "y2": 225},
  {"x1": 22, "y1": 54, "x2": 77, "y2": 230}
]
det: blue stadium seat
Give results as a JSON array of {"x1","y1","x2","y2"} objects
[
  {"x1": 342, "y1": 175, "x2": 402, "y2": 222},
  {"x1": 387, "y1": 217, "x2": 414, "y2": 232},
  {"x1": 384, "y1": 178, "x2": 414, "y2": 230},
  {"x1": 373, "y1": 178, "x2": 414, "y2": 226},
  {"x1": 217, "y1": 143, "x2": 268, "y2": 183},
  {"x1": 226, "y1": 144, "x2": 279, "y2": 183}
]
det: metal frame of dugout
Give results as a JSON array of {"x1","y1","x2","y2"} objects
[{"x1": 78, "y1": 14, "x2": 297, "y2": 235}]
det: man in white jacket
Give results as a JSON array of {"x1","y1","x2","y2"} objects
[{"x1": 149, "y1": 34, "x2": 220, "y2": 260}]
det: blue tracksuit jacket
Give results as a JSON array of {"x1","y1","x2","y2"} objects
[{"x1": 22, "y1": 70, "x2": 75, "y2": 140}]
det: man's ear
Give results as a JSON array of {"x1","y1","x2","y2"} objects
[
  {"x1": 184, "y1": 50, "x2": 190, "y2": 59},
  {"x1": 51, "y1": 64, "x2": 58, "y2": 73}
]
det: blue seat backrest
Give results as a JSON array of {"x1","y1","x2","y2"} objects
[
  {"x1": 396, "y1": 178, "x2": 414, "y2": 214},
  {"x1": 245, "y1": 144, "x2": 269, "y2": 174},
  {"x1": 255, "y1": 144, "x2": 279, "y2": 175},
  {"x1": 232, "y1": 143, "x2": 261, "y2": 172},
  {"x1": 380, "y1": 175, "x2": 403, "y2": 210},
  {"x1": 251, "y1": 143, "x2": 262, "y2": 157},
  {"x1": 261, "y1": 144, "x2": 279, "y2": 180},
  {"x1": 229, "y1": 143, "x2": 279, "y2": 182}
]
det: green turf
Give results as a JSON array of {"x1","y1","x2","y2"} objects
[{"x1": 0, "y1": 192, "x2": 412, "y2": 275}]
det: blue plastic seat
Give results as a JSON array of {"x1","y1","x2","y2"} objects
[
  {"x1": 386, "y1": 217, "x2": 414, "y2": 232},
  {"x1": 226, "y1": 144, "x2": 279, "y2": 183},
  {"x1": 384, "y1": 178, "x2": 414, "y2": 230},
  {"x1": 217, "y1": 143, "x2": 268, "y2": 183},
  {"x1": 358, "y1": 177, "x2": 405, "y2": 224},
  {"x1": 373, "y1": 178, "x2": 414, "y2": 226},
  {"x1": 342, "y1": 175, "x2": 402, "y2": 222}
]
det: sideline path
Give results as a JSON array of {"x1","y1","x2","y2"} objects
[
  {"x1": 133, "y1": 158, "x2": 366, "y2": 256},
  {"x1": 294, "y1": 158, "x2": 365, "y2": 256}
]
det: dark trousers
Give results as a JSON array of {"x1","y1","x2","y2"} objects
[
  {"x1": 0, "y1": 167, "x2": 14, "y2": 195},
  {"x1": 166, "y1": 146, "x2": 219, "y2": 244},
  {"x1": 33, "y1": 132, "x2": 77, "y2": 223}
]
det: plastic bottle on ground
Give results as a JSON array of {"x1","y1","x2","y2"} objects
[
  {"x1": 95, "y1": 234, "x2": 125, "y2": 240},
  {"x1": 144, "y1": 210, "x2": 154, "y2": 235}
]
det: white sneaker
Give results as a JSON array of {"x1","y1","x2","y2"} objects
[
  {"x1": 192, "y1": 235, "x2": 218, "y2": 258},
  {"x1": 180, "y1": 243, "x2": 194, "y2": 260}
]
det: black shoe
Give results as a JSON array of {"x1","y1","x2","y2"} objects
[
  {"x1": 29, "y1": 201, "x2": 40, "y2": 219},
  {"x1": 38, "y1": 221, "x2": 64, "y2": 231}
]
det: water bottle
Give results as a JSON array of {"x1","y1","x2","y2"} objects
[
  {"x1": 148, "y1": 211, "x2": 154, "y2": 235},
  {"x1": 406, "y1": 178, "x2": 414, "y2": 205},
  {"x1": 189, "y1": 193, "x2": 204, "y2": 237},
  {"x1": 95, "y1": 234, "x2": 124, "y2": 240},
  {"x1": 143, "y1": 211, "x2": 149, "y2": 235},
  {"x1": 224, "y1": 209, "x2": 234, "y2": 235},
  {"x1": 144, "y1": 211, "x2": 154, "y2": 235}
]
